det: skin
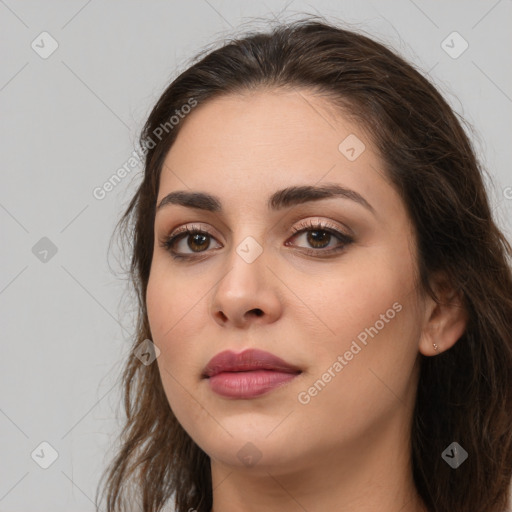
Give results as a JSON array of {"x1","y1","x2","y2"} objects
[{"x1": 146, "y1": 88, "x2": 468, "y2": 512}]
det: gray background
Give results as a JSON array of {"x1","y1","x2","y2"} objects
[{"x1": 1, "y1": 1, "x2": 511, "y2": 511}]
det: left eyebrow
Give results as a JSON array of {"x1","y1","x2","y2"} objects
[{"x1": 156, "y1": 183, "x2": 376, "y2": 216}]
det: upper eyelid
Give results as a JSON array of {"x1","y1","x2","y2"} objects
[{"x1": 291, "y1": 218, "x2": 348, "y2": 233}]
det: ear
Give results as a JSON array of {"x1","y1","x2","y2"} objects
[{"x1": 418, "y1": 273, "x2": 468, "y2": 357}]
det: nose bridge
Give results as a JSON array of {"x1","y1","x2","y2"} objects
[
  {"x1": 224, "y1": 213, "x2": 267, "y2": 275},
  {"x1": 210, "y1": 228, "x2": 282, "y2": 326},
  {"x1": 220, "y1": 232, "x2": 267, "y2": 298}
]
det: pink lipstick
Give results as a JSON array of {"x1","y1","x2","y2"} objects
[{"x1": 202, "y1": 349, "x2": 301, "y2": 399}]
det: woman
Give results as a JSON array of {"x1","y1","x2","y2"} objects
[{"x1": 97, "y1": 17, "x2": 512, "y2": 512}]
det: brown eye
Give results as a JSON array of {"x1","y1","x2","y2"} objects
[
  {"x1": 287, "y1": 220, "x2": 354, "y2": 257},
  {"x1": 186, "y1": 232, "x2": 211, "y2": 252},
  {"x1": 304, "y1": 229, "x2": 332, "y2": 249},
  {"x1": 161, "y1": 226, "x2": 222, "y2": 260}
]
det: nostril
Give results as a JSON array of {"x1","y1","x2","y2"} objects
[{"x1": 250, "y1": 308, "x2": 264, "y2": 317}]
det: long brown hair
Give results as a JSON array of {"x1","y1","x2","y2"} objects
[{"x1": 96, "y1": 16, "x2": 512, "y2": 512}]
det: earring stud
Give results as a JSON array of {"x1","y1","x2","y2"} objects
[{"x1": 433, "y1": 343, "x2": 439, "y2": 351}]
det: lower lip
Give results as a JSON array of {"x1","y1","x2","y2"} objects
[{"x1": 206, "y1": 370, "x2": 299, "y2": 399}]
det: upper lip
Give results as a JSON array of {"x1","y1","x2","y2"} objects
[{"x1": 202, "y1": 349, "x2": 302, "y2": 378}]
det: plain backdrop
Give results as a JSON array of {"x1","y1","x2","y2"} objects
[{"x1": 1, "y1": 1, "x2": 511, "y2": 511}]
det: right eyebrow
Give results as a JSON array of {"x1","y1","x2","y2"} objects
[{"x1": 157, "y1": 190, "x2": 221, "y2": 212}]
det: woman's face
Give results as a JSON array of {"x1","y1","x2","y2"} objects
[{"x1": 147, "y1": 89, "x2": 427, "y2": 473}]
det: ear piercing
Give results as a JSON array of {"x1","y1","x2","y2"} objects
[{"x1": 433, "y1": 343, "x2": 439, "y2": 351}]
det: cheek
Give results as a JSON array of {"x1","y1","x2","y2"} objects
[
  {"x1": 146, "y1": 266, "x2": 203, "y2": 397},
  {"x1": 146, "y1": 269, "x2": 209, "y2": 430},
  {"x1": 299, "y1": 244, "x2": 422, "y2": 395},
  {"x1": 298, "y1": 259, "x2": 422, "y2": 414},
  {"x1": 300, "y1": 246, "x2": 416, "y2": 346},
  {"x1": 146, "y1": 261, "x2": 203, "y2": 341}
]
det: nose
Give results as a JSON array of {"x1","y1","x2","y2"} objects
[{"x1": 210, "y1": 243, "x2": 283, "y2": 329}]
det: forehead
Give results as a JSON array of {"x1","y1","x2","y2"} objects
[
  {"x1": 168, "y1": 88, "x2": 357, "y2": 159},
  {"x1": 157, "y1": 89, "x2": 400, "y2": 221}
]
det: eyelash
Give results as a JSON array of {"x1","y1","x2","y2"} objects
[{"x1": 159, "y1": 220, "x2": 354, "y2": 261}]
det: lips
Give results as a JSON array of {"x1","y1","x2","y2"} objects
[
  {"x1": 202, "y1": 349, "x2": 302, "y2": 399},
  {"x1": 202, "y1": 348, "x2": 302, "y2": 378}
]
